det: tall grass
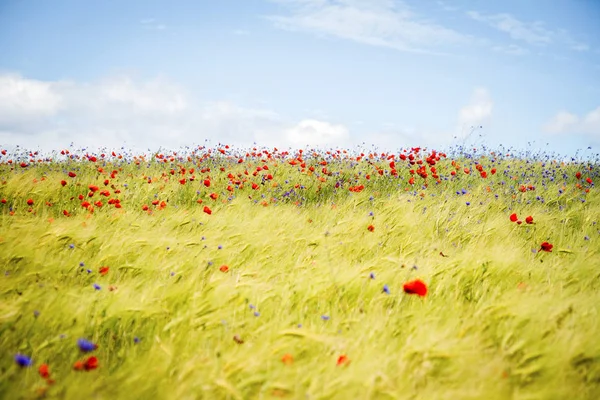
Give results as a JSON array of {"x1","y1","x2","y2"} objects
[{"x1": 0, "y1": 147, "x2": 599, "y2": 399}]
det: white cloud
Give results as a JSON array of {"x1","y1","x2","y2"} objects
[
  {"x1": 0, "y1": 73, "x2": 351, "y2": 151},
  {"x1": 467, "y1": 11, "x2": 589, "y2": 53},
  {"x1": 543, "y1": 107, "x2": 600, "y2": 138},
  {"x1": 266, "y1": 0, "x2": 480, "y2": 54},
  {"x1": 457, "y1": 87, "x2": 493, "y2": 135},
  {"x1": 283, "y1": 119, "x2": 349, "y2": 146}
]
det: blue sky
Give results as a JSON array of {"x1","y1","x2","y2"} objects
[{"x1": 0, "y1": 0, "x2": 599, "y2": 155}]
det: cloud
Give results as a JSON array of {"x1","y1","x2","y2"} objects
[
  {"x1": 0, "y1": 73, "x2": 351, "y2": 151},
  {"x1": 543, "y1": 107, "x2": 600, "y2": 138},
  {"x1": 457, "y1": 87, "x2": 493, "y2": 135},
  {"x1": 283, "y1": 119, "x2": 349, "y2": 146},
  {"x1": 467, "y1": 11, "x2": 589, "y2": 52},
  {"x1": 266, "y1": 0, "x2": 480, "y2": 54}
]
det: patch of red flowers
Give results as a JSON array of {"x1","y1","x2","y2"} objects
[{"x1": 73, "y1": 356, "x2": 98, "y2": 371}]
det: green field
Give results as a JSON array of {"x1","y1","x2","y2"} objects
[{"x1": 1, "y1": 147, "x2": 599, "y2": 399}]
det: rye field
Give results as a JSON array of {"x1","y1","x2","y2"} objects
[{"x1": 0, "y1": 145, "x2": 599, "y2": 400}]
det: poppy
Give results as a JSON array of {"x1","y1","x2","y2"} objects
[
  {"x1": 219, "y1": 265, "x2": 229, "y2": 273},
  {"x1": 525, "y1": 216, "x2": 533, "y2": 224},
  {"x1": 209, "y1": 193, "x2": 218, "y2": 200},
  {"x1": 38, "y1": 364, "x2": 50, "y2": 378},
  {"x1": 99, "y1": 266, "x2": 109, "y2": 276},
  {"x1": 84, "y1": 356, "x2": 98, "y2": 370},
  {"x1": 509, "y1": 213, "x2": 518, "y2": 222},
  {"x1": 203, "y1": 206, "x2": 212, "y2": 215},
  {"x1": 367, "y1": 225, "x2": 375, "y2": 232},
  {"x1": 281, "y1": 354, "x2": 293, "y2": 365},
  {"x1": 61, "y1": 180, "x2": 67, "y2": 187},
  {"x1": 403, "y1": 279, "x2": 427, "y2": 297},
  {"x1": 203, "y1": 179, "x2": 211, "y2": 187},
  {"x1": 27, "y1": 199, "x2": 34, "y2": 206},
  {"x1": 336, "y1": 355, "x2": 350, "y2": 366},
  {"x1": 540, "y1": 242, "x2": 553, "y2": 252}
]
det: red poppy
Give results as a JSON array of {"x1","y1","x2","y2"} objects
[
  {"x1": 203, "y1": 206, "x2": 212, "y2": 215},
  {"x1": 586, "y1": 177, "x2": 593, "y2": 184},
  {"x1": 142, "y1": 204, "x2": 149, "y2": 211},
  {"x1": 99, "y1": 266, "x2": 109, "y2": 276},
  {"x1": 219, "y1": 265, "x2": 229, "y2": 273},
  {"x1": 209, "y1": 193, "x2": 218, "y2": 200},
  {"x1": 540, "y1": 242, "x2": 553, "y2": 252},
  {"x1": 525, "y1": 216, "x2": 533, "y2": 224},
  {"x1": 88, "y1": 185, "x2": 99, "y2": 192},
  {"x1": 336, "y1": 355, "x2": 350, "y2": 366},
  {"x1": 84, "y1": 356, "x2": 98, "y2": 370},
  {"x1": 39, "y1": 364, "x2": 50, "y2": 378},
  {"x1": 203, "y1": 179, "x2": 211, "y2": 187},
  {"x1": 27, "y1": 199, "x2": 34, "y2": 206},
  {"x1": 403, "y1": 279, "x2": 428, "y2": 297},
  {"x1": 367, "y1": 225, "x2": 375, "y2": 232},
  {"x1": 575, "y1": 171, "x2": 582, "y2": 179},
  {"x1": 61, "y1": 180, "x2": 67, "y2": 187},
  {"x1": 281, "y1": 354, "x2": 293, "y2": 365},
  {"x1": 509, "y1": 213, "x2": 518, "y2": 222}
]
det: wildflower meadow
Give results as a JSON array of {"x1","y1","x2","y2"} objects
[{"x1": 1, "y1": 144, "x2": 599, "y2": 399}]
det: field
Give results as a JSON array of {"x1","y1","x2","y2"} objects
[{"x1": 1, "y1": 145, "x2": 599, "y2": 400}]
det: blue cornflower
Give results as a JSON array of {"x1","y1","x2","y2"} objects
[
  {"x1": 14, "y1": 354, "x2": 33, "y2": 367},
  {"x1": 369, "y1": 272, "x2": 375, "y2": 279},
  {"x1": 321, "y1": 315, "x2": 330, "y2": 321},
  {"x1": 383, "y1": 285, "x2": 390, "y2": 294},
  {"x1": 77, "y1": 338, "x2": 98, "y2": 352},
  {"x1": 69, "y1": 244, "x2": 75, "y2": 249},
  {"x1": 253, "y1": 311, "x2": 260, "y2": 317},
  {"x1": 93, "y1": 283, "x2": 101, "y2": 290},
  {"x1": 134, "y1": 337, "x2": 140, "y2": 344}
]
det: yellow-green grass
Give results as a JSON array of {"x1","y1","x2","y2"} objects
[{"x1": 0, "y1": 151, "x2": 599, "y2": 399}]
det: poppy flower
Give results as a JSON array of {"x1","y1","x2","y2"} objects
[
  {"x1": 77, "y1": 338, "x2": 98, "y2": 353},
  {"x1": 281, "y1": 354, "x2": 294, "y2": 365},
  {"x1": 403, "y1": 279, "x2": 427, "y2": 297},
  {"x1": 540, "y1": 242, "x2": 553, "y2": 252},
  {"x1": 336, "y1": 355, "x2": 350, "y2": 366},
  {"x1": 84, "y1": 356, "x2": 98, "y2": 370},
  {"x1": 525, "y1": 216, "x2": 533, "y2": 224},
  {"x1": 99, "y1": 266, "x2": 109, "y2": 276},
  {"x1": 367, "y1": 224, "x2": 375, "y2": 232},
  {"x1": 203, "y1": 179, "x2": 211, "y2": 187},
  {"x1": 219, "y1": 265, "x2": 229, "y2": 273},
  {"x1": 203, "y1": 206, "x2": 212, "y2": 215},
  {"x1": 39, "y1": 364, "x2": 50, "y2": 378},
  {"x1": 209, "y1": 193, "x2": 218, "y2": 200},
  {"x1": 509, "y1": 213, "x2": 518, "y2": 222},
  {"x1": 61, "y1": 180, "x2": 67, "y2": 187},
  {"x1": 27, "y1": 199, "x2": 34, "y2": 206}
]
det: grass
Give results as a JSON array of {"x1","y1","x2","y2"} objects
[{"x1": 0, "y1": 146, "x2": 599, "y2": 399}]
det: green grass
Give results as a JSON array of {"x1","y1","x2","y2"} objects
[{"x1": 1, "y1": 149, "x2": 599, "y2": 399}]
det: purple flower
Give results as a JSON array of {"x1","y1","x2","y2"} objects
[
  {"x1": 93, "y1": 283, "x2": 101, "y2": 290},
  {"x1": 14, "y1": 354, "x2": 32, "y2": 367},
  {"x1": 77, "y1": 338, "x2": 98, "y2": 352},
  {"x1": 321, "y1": 315, "x2": 330, "y2": 321},
  {"x1": 369, "y1": 272, "x2": 375, "y2": 279},
  {"x1": 383, "y1": 285, "x2": 390, "y2": 294}
]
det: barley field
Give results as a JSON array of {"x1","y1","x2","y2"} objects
[{"x1": 1, "y1": 145, "x2": 599, "y2": 400}]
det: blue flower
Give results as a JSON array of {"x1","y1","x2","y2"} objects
[
  {"x1": 369, "y1": 272, "x2": 375, "y2": 279},
  {"x1": 77, "y1": 338, "x2": 97, "y2": 352},
  {"x1": 14, "y1": 354, "x2": 32, "y2": 367},
  {"x1": 383, "y1": 285, "x2": 390, "y2": 294},
  {"x1": 93, "y1": 283, "x2": 101, "y2": 290},
  {"x1": 253, "y1": 311, "x2": 260, "y2": 317},
  {"x1": 134, "y1": 337, "x2": 140, "y2": 344},
  {"x1": 321, "y1": 315, "x2": 330, "y2": 321}
]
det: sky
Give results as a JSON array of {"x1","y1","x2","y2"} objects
[{"x1": 0, "y1": 0, "x2": 599, "y2": 156}]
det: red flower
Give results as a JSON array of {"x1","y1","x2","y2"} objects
[
  {"x1": 209, "y1": 193, "x2": 218, "y2": 200},
  {"x1": 367, "y1": 225, "x2": 375, "y2": 232},
  {"x1": 39, "y1": 363, "x2": 50, "y2": 378},
  {"x1": 68, "y1": 172, "x2": 76, "y2": 178},
  {"x1": 203, "y1": 206, "x2": 212, "y2": 215},
  {"x1": 336, "y1": 355, "x2": 350, "y2": 366},
  {"x1": 525, "y1": 216, "x2": 533, "y2": 224},
  {"x1": 142, "y1": 205, "x2": 149, "y2": 211},
  {"x1": 84, "y1": 356, "x2": 98, "y2": 370},
  {"x1": 575, "y1": 171, "x2": 582, "y2": 179},
  {"x1": 88, "y1": 185, "x2": 99, "y2": 192},
  {"x1": 281, "y1": 354, "x2": 293, "y2": 365},
  {"x1": 509, "y1": 213, "x2": 518, "y2": 222},
  {"x1": 99, "y1": 266, "x2": 109, "y2": 276},
  {"x1": 203, "y1": 179, "x2": 211, "y2": 187},
  {"x1": 61, "y1": 180, "x2": 67, "y2": 187},
  {"x1": 27, "y1": 199, "x2": 34, "y2": 206},
  {"x1": 219, "y1": 265, "x2": 229, "y2": 273},
  {"x1": 540, "y1": 242, "x2": 553, "y2": 252},
  {"x1": 403, "y1": 279, "x2": 428, "y2": 297},
  {"x1": 586, "y1": 177, "x2": 593, "y2": 184}
]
